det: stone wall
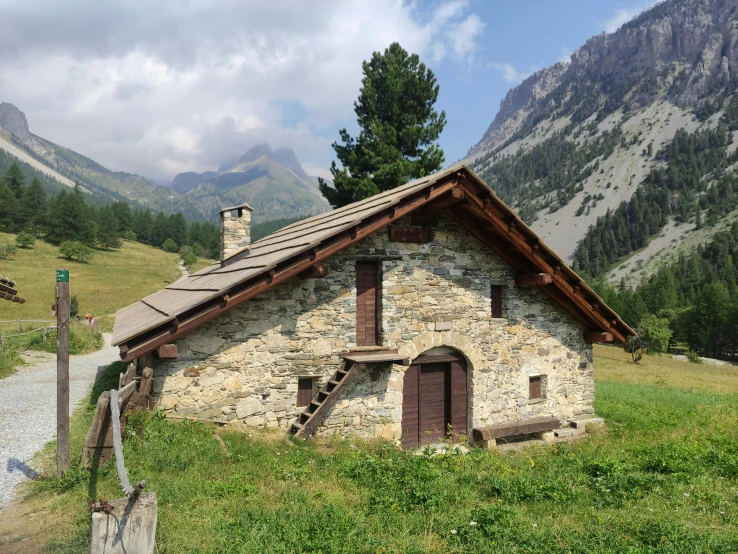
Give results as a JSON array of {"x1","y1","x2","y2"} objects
[
  {"x1": 220, "y1": 205, "x2": 252, "y2": 261},
  {"x1": 153, "y1": 209, "x2": 593, "y2": 443}
]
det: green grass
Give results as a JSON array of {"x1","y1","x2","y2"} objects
[
  {"x1": 0, "y1": 344, "x2": 23, "y2": 379},
  {"x1": 0, "y1": 232, "x2": 181, "y2": 325},
  {"x1": 4, "y1": 354, "x2": 737, "y2": 553}
]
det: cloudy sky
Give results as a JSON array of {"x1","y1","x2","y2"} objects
[{"x1": 0, "y1": 0, "x2": 656, "y2": 184}]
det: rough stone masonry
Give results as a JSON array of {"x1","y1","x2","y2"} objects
[{"x1": 152, "y1": 209, "x2": 594, "y2": 442}]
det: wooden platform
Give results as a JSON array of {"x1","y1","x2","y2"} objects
[{"x1": 339, "y1": 349, "x2": 411, "y2": 365}]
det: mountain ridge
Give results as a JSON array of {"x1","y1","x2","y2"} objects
[{"x1": 465, "y1": 0, "x2": 738, "y2": 286}]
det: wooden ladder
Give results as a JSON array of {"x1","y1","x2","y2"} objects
[{"x1": 290, "y1": 361, "x2": 360, "y2": 439}]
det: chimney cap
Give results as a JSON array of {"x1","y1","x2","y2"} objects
[{"x1": 219, "y1": 202, "x2": 254, "y2": 215}]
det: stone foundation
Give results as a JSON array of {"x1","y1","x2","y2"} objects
[{"x1": 152, "y1": 209, "x2": 593, "y2": 443}]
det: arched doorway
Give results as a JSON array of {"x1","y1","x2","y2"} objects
[{"x1": 401, "y1": 349, "x2": 468, "y2": 448}]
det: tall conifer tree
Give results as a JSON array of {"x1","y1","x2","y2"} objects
[{"x1": 319, "y1": 42, "x2": 446, "y2": 208}]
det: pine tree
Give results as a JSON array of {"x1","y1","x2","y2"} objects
[
  {"x1": 4, "y1": 164, "x2": 25, "y2": 199},
  {"x1": 319, "y1": 42, "x2": 446, "y2": 208},
  {"x1": 151, "y1": 212, "x2": 169, "y2": 247},
  {"x1": 133, "y1": 209, "x2": 153, "y2": 244},
  {"x1": 97, "y1": 205, "x2": 122, "y2": 249},
  {"x1": 48, "y1": 184, "x2": 96, "y2": 245},
  {"x1": 0, "y1": 182, "x2": 17, "y2": 232},
  {"x1": 111, "y1": 201, "x2": 133, "y2": 234},
  {"x1": 21, "y1": 177, "x2": 48, "y2": 237},
  {"x1": 168, "y1": 213, "x2": 188, "y2": 248}
]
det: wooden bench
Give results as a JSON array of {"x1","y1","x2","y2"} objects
[{"x1": 473, "y1": 417, "x2": 560, "y2": 447}]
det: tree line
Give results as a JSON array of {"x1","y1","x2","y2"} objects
[
  {"x1": 591, "y1": 222, "x2": 738, "y2": 360},
  {"x1": 0, "y1": 164, "x2": 221, "y2": 259}
]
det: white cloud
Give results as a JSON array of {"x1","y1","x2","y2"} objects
[
  {"x1": 490, "y1": 62, "x2": 530, "y2": 84},
  {"x1": 603, "y1": 1, "x2": 660, "y2": 34},
  {"x1": 0, "y1": 0, "x2": 484, "y2": 182},
  {"x1": 558, "y1": 47, "x2": 573, "y2": 65}
]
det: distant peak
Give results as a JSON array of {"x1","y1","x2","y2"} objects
[
  {"x1": 0, "y1": 102, "x2": 31, "y2": 141},
  {"x1": 238, "y1": 143, "x2": 273, "y2": 165}
]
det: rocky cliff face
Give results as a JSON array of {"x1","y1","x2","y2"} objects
[{"x1": 468, "y1": 0, "x2": 738, "y2": 157}]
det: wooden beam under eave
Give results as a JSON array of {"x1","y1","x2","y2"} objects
[
  {"x1": 432, "y1": 187, "x2": 465, "y2": 207},
  {"x1": 584, "y1": 331, "x2": 613, "y2": 343},
  {"x1": 157, "y1": 344, "x2": 178, "y2": 359},
  {"x1": 299, "y1": 262, "x2": 329, "y2": 279},
  {"x1": 515, "y1": 273, "x2": 553, "y2": 286}
]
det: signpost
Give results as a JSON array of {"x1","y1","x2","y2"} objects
[{"x1": 56, "y1": 268, "x2": 70, "y2": 478}]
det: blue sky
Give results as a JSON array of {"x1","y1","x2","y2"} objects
[
  {"x1": 0, "y1": 0, "x2": 656, "y2": 181},
  {"x1": 401, "y1": 0, "x2": 658, "y2": 164}
]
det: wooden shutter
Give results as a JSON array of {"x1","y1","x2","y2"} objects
[
  {"x1": 529, "y1": 376, "x2": 541, "y2": 400},
  {"x1": 297, "y1": 377, "x2": 313, "y2": 406},
  {"x1": 449, "y1": 359, "x2": 468, "y2": 442},
  {"x1": 401, "y1": 365, "x2": 420, "y2": 448},
  {"x1": 491, "y1": 285, "x2": 503, "y2": 318},
  {"x1": 356, "y1": 262, "x2": 379, "y2": 346}
]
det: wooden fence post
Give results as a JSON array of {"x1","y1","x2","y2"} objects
[{"x1": 56, "y1": 268, "x2": 70, "y2": 478}]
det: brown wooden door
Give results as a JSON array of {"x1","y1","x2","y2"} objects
[
  {"x1": 356, "y1": 262, "x2": 378, "y2": 346},
  {"x1": 401, "y1": 357, "x2": 467, "y2": 448},
  {"x1": 419, "y1": 363, "x2": 448, "y2": 444}
]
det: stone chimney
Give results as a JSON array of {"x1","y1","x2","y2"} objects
[{"x1": 219, "y1": 203, "x2": 253, "y2": 266}]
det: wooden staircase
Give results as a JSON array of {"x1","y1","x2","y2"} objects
[{"x1": 290, "y1": 361, "x2": 360, "y2": 439}]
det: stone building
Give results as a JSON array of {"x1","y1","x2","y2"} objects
[{"x1": 112, "y1": 165, "x2": 634, "y2": 447}]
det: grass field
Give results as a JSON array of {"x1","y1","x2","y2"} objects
[
  {"x1": 1, "y1": 348, "x2": 737, "y2": 553},
  {"x1": 0, "y1": 234, "x2": 182, "y2": 327}
]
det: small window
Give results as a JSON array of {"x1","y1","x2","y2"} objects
[
  {"x1": 491, "y1": 285, "x2": 503, "y2": 318},
  {"x1": 297, "y1": 377, "x2": 314, "y2": 407},
  {"x1": 529, "y1": 375, "x2": 544, "y2": 400}
]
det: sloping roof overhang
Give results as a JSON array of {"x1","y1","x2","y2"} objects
[{"x1": 112, "y1": 165, "x2": 634, "y2": 361}]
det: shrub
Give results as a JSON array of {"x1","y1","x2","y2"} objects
[
  {"x1": 639, "y1": 314, "x2": 673, "y2": 353},
  {"x1": 0, "y1": 243, "x2": 17, "y2": 260},
  {"x1": 123, "y1": 230, "x2": 137, "y2": 241},
  {"x1": 15, "y1": 232, "x2": 35, "y2": 249},
  {"x1": 686, "y1": 350, "x2": 703, "y2": 364},
  {"x1": 29, "y1": 323, "x2": 103, "y2": 355},
  {"x1": 192, "y1": 242, "x2": 205, "y2": 257},
  {"x1": 161, "y1": 238, "x2": 178, "y2": 252},
  {"x1": 59, "y1": 240, "x2": 94, "y2": 263},
  {"x1": 179, "y1": 245, "x2": 197, "y2": 268},
  {"x1": 70, "y1": 295, "x2": 79, "y2": 318}
]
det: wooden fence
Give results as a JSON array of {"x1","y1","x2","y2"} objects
[{"x1": 0, "y1": 324, "x2": 56, "y2": 348}]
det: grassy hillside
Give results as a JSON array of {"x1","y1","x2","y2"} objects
[
  {"x1": 0, "y1": 233, "x2": 182, "y2": 327},
  {"x1": 1, "y1": 346, "x2": 736, "y2": 552}
]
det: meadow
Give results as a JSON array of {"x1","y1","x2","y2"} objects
[{"x1": 0, "y1": 346, "x2": 736, "y2": 553}]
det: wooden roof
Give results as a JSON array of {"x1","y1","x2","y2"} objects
[{"x1": 112, "y1": 164, "x2": 635, "y2": 361}]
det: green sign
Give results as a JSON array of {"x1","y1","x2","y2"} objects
[{"x1": 56, "y1": 269, "x2": 69, "y2": 283}]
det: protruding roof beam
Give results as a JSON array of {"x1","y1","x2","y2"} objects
[{"x1": 515, "y1": 273, "x2": 553, "y2": 286}]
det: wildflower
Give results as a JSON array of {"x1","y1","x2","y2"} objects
[
  {"x1": 605, "y1": 489, "x2": 611, "y2": 493},
  {"x1": 533, "y1": 524, "x2": 538, "y2": 527},
  {"x1": 451, "y1": 529, "x2": 457, "y2": 535},
  {"x1": 469, "y1": 521, "x2": 477, "y2": 526},
  {"x1": 683, "y1": 493, "x2": 690, "y2": 497}
]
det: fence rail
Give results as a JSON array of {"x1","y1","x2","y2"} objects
[{"x1": 0, "y1": 325, "x2": 56, "y2": 348}]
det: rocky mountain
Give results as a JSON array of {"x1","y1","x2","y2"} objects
[
  {"x1": 0, "y1": 102, "x2": 204, "y2": 217},
  {"x1": 169, "y1": 143, "x2": 329, "y2": 224},
  {"x1": 466, "y1": 0, "x2": 738, "y2": 285},
  {"x1": 0, "y1": 104, "x2": 329, "y2": 224}
]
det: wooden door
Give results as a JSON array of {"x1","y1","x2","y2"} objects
[
  {"x1": 356, "y1": 262, "x2": 378, "y2": 346},
  {"x1": 419, "y1": 363, "x2": 448, "y2": 444},
  {"x1": 401, "y1": 356, "x2": 467, "y2": 448}
]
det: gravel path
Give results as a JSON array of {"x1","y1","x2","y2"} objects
[{"x1": 0, "y1": 333, "x2": 119, "y2": 509}]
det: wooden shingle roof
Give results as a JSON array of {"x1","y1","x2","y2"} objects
[{"x1": 112, "y1": 164, "x2": 634, "y2": 361}]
